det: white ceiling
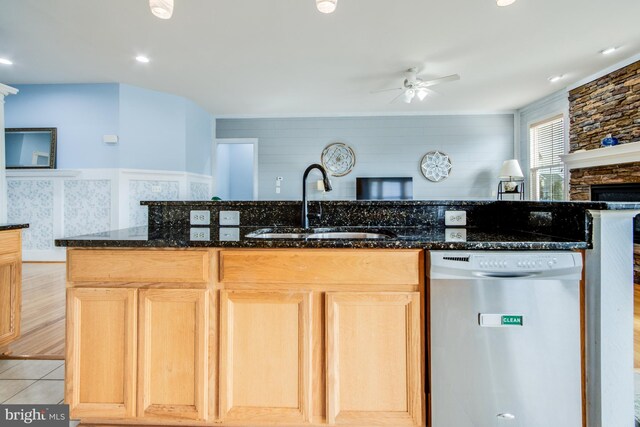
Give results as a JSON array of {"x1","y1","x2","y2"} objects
[{"x1": 1, "y1": 0, "x2": 639, "y2": 116}]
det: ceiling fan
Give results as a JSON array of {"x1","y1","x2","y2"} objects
[{"x1": 372, "y1": 67, "x2": 461, "y2": 104}]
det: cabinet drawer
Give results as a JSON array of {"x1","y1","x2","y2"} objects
[
  {"x1": 68, "y1": 249, "x2": 210, "y2": 283},
  {"x1": 0, "y1": 230, "x2": 20, "y2": 256},
  {"x1": 219, "y1": 249, "x2": 421, "y2": 285}
]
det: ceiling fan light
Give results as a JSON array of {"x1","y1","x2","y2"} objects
[
  {"x1": 496, "y1": 0, "x2": 516, "y2": 6},
  {"x1": 417, "y1": 89, "x2": 428, "y2": 101},
  {"x1": 404, "y1": 89, "x2": 415, "y2": 104},
  {"x1": 149, "y1": 0, "x2": 174, "y2": 19},
  {"x1": 316, "y1": 0, "x2": 337, "y2": 14}
]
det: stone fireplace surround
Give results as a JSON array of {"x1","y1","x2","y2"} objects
[
  {"x1": 564, "y1": 59, "x2": 640, "y2": 283},
  {"x1": 563, "y1": 150, "x2": 640, "y2": 283}
]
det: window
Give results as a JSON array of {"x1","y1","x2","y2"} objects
[{"x1": 530, "y1": 115, "x2": 565, "y2": 201}]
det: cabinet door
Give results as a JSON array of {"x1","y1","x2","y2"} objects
[
  {"x1": 326, "y1": 292, "x2": 422, "y2": 426},
  {"x1": 219, "y1": 290, "x2": 312, "y2": 423},
  {"x1": 138, "y1": 289, "x2": 208, "y2": 420},
  {"x1": 0, "y1": 258, "x2": 20, "y2": 346},
  {"x1": 66, "y1": 288, "x2": 137, "y2": 418}
]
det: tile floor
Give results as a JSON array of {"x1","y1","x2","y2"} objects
[{"x1": 0, "y1": 359, "x2": 64, "y2": 404}]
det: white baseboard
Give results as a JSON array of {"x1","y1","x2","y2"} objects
[{"x1": 23, "y1": 248, "x2": 67, "y2": 262}]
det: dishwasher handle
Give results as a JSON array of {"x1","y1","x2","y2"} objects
[{"x1": 472, "y1": 271, "x2": 541, "y2": 279}]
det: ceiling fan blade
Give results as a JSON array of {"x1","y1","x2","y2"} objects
[
  {"x1": 370, "y1": 87, "x2": 403, "y2": 94},
  {"x1": 388, "y1": 90, "x2": 406, "y2": 104},
  {"x1": 417, "y1": 74, "x2": 460, "y2": 88}
]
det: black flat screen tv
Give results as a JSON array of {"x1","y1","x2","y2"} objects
[{"x1": 356, "y1": 177, "x2": 413, "y2": 200}]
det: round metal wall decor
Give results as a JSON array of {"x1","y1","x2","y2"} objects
[
  {"x1": 321, "y1": 142, "x2": 356, "y2": 177},
  {"x1": 420, "y1": 151, "x2": 452, "y2": 182}
]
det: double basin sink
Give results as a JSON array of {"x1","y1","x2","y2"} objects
[{"x1": 246, "y1": 227, "x2": 396, "y2": 240}]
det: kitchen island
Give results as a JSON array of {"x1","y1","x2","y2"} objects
[{"x1": 56, "y1": 200, "x2": 639, "y2": 427}]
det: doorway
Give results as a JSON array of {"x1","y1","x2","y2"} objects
[{"x1": 213, "y1": 139, "x2": 258, "y2": 201}]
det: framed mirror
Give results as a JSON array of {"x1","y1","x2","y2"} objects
[{"x1": 5, "y1": 128, "x2": 57, "y2": 169}]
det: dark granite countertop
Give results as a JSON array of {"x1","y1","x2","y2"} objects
[
  {"x1": 0, "y1": 223, "x2": 29, "y2": 231},
  {"x1": 141, "y1": 199, "x2": 640, "y2": 210},
  {"x1": 55, "y1": 225, "x2": 587, "y2": 250},
  {"x1": 55, "y1": 200, "x2": 640, "y2": 250}
]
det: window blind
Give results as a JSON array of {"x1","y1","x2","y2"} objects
[
  {"x1": 531, "y1": 116, "x2": 564, "y2": 169},
  {"x1": 529, "y1": 115, "x2": 566, "y2": 201}
]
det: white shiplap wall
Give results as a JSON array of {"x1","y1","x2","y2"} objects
[{"x1": 216, "y1": 115, "x2": 515, "y2": 200}]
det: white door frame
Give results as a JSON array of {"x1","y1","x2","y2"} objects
[{"x1": 213, "y1": 138, "x2": 259, "y2": 200}]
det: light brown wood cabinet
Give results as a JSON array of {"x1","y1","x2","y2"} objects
[
  {"x1": 219, "y1": 290, "x2": 312, "y2": 423},
  {"x1": 66, "y1": 248, "x2": 424, "y2": 427},
  {"x1": 218, "y1": 249, "x2": 424, "y2": 426},
  {"x1": 66, "y1": 249, "x2": 210, "y2": 422},
  {"x1": 138, "y1": 289, "x2": 208, "y2": 420},
  {"x1": 0, "y1": 229, "x2": 22, "y2": 347},
  {"x1": 66, "y1": 288, "x2": 137, "y2": 418},
  {"x1": 326, "y1": 292, "x2": 422, "y2": 426}
]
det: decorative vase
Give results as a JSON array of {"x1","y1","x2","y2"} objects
[
  {"x1": 601, "y1": 134, "x2": 619, "y2": 147},
  {"x1": 504, "y1": 181, "x2": 518, "y2": 192}
]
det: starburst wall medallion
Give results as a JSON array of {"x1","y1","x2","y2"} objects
[{"x1": 420, "y1": 151, "x2": 452, "y2": 182}]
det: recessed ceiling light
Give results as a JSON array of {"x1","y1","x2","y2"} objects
[
  {"x1": 135, "y1": 55, "x2": 150, "y2": 63},
  {"x1": 0, "y1": 58, "x2": 13, "y2": 65},
  {"x1": 149, "y1": 0, "x2": 173, "y2": 19},
  {"x1": 316, "y1": 0, "x2": 337, "y2": 13},
  {"x1": 496, "y1": 0, "x2": 516, "y2": 6},
  {"x1": 548, "y1": 75, "x2": 564, "y2": 83},
  {"x1": 601, "y1": 47, "x2": 618, "y2": 55}
]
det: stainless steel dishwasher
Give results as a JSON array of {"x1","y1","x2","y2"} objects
[{"x1": 428, "y1": 251, "x2": 583, "y2": 427}]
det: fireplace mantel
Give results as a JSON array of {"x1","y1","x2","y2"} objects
[{"x1": 561, "y1": 141, "x2": 640, "y2": 170}]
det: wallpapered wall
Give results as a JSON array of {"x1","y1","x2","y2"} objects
[{"x1": 7, "y1": 169, "x2": 211, "y2": 261}]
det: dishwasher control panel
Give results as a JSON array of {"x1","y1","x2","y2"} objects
[
  {"x1": 432, "y1": 251, "x2": 582, "y2": 275},
  {"x1": 473, "y1": 254, "x2": 564, "y2": 270}
]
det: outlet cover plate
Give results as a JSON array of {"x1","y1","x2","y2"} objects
[
  {"x1": 190, "y1": 210, "x2": 211, "y2": 225},
  {"x1": 190, "y1": 227, "x2": 211, "y2": 241},
  {"x1": 445, "y1": 228, "x2": 467, "y2": 242},
  {"x1": 445, "y1": 210, "x2": 467, "y2": 226},
  {"x1": 219, "y1": 211, "x2": 240, "y2": 226},
  {"x1": 219, "y1": 227, "x2": 240, "y2": 241}
]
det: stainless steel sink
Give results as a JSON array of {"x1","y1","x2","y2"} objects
[
  {"x1": 246, "y1": 232, "x2": 309, "y2": 239},
  {"x1": 306, "y1": 232, "x2": 390, "y2": 239},
  {"x1": 245, "y1": 228, "x2": 395, "y2": 240}
]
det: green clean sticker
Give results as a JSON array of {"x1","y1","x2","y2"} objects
[{"x1": 501, "y1": 315, "x2": 523, "y2": 326}]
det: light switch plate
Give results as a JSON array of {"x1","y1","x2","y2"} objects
[
  {"x1": 219, "y1": 227, "x2": 240, "y2": 242},
  {"x1": 190, "y1": 210, "x2": 211, "y2": 225},
  {"x1": 219, "y1": 211, "x2": 240, "y2": 226},
  {"x1": 189, "y1": 227, "x2": 210, "y2": 241},
  {"x1": 445, "y1": 228, "x2": 467, "y2": 242},
  {"x1": 445, "y1": 210, "x2": 467, "y2": 226}
]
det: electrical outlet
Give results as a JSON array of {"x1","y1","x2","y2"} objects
[
  {"x1": 190, "y1": 210, "x2": 211, "y2": 225},
  {"x1": 189, "y1": 227, "x2": 210, "y2": 241},
  {"x1": 445, "y1": 210, "x2": 467, "y2": 226},
  {"x1": 219, "y1": 211, "x2": 240, "y2": 225},
  {"x1": 445, "y1": 228, "x2": 467, "y2": 242},
  {"x1": 219, "y1": 227, "x2": 240, "y2": 242}
]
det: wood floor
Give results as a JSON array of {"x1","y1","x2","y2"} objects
[{"x1": 0, "y1": 263, "x2": 66, "y2": 360}]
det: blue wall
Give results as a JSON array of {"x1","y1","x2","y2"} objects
[
  {"x1": 5, "y1": 83, "x2": 213, "y2": 174},
  {"x1": 185, "y1": 100, "x2": 213, "y2": 175},
  {"x1": 5, "y1": 84, "x2": 120, "y2": 169},
  {"x1": 118, "y1": 84, "x2": 186, "y2": 171}
]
